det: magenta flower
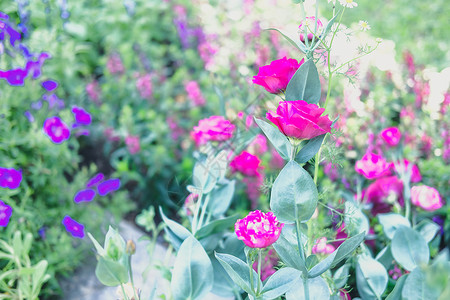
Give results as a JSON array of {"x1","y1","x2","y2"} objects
[
  {"x1": 366, "y1": 176, "x2": 404, "y2": 215},
  {"x1": 235, "y1": 210, "x2": 284, "y2": 248},
  {"x1": 98, "y1": 178, "x2": 121, "y2": 196},
  {"x1": 252, "y1": 249, "x2": 279, "y2": 281},
  {"x1": 267, "y1": 100, "x2": 332, "y2": 141},
  {"x1": 380, "y1": 127, "x2": 402, "y2": 147},
  {"x1": 411, "y1": 185, "x2": 444, "y2": 211},
  {"x1": 86, "y1": 173, "x2": 104, "y2": 188},
  {"x1": 312, "y1": 237, "x2": 335, "y2": 254},
  {"x1": 43, "y1": 116, "x2": 71, "y2": 144},
  {"x1": 74, "y1": 189, "x2": 96, "y2": 203},
  {"x1": 125, "y1": 135, "x2": 141, "y2": 155},
  {"x1": 298, "y1": 16, "x2": 323, "y2": 42},
  {"x1": 248, "y1": 134, "x2": 268, "y2": 154},
  {"x1": 185, "y1": 81, "x2": 206, "y2": 106},
  {"x1": 71, "y1": 106, "x2": 92, "y2": 126},
  {"x1": 191, "y1": 116, "x2": 235, "y2": 146},
  {"x1": 355, "y1": 153, "x2": 391, "y2": 180},
  {"x1": 393, "y1": 159, "x2": 422, "y2": 183},
  {"x1": 106, "y1": 53, "x2": 125, "y2": 75},
  {"x1": 42, "y1": 80, "x2": 58, "y2": 91},
  {"x1": 230, "y1": 151, "x2": 262, "y2": 177},
  {"x1": 0, "y1": 200, "x2": 12, "y2": 227},
  {"x1": 136, "y1": 73, "x2": 153, "y2": 99},
  {"x1": 0, "y1": 68, "x2": 28, "y2": 86},
  {"x1": 86, "y1": 80, "x2": 101, "y2": 105},
  {"x1": 62, "y1": 215, "x2": 85, "y2": 238},
  {"x1": 252, "y1": 57, "x2": 304, "y2": 94},
  {"x1": 0, "y1": 167, "x2": 22, "y2": 189}
]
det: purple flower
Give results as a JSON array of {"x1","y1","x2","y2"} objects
[
  {"x1": 71, "y1": 106, "x2": 92, "y2": 126},
  {"x1": 42, "y1": 94, "x2": 65, "y2": 109},
  {"x1": 38, "y1": 226, "x2": 47, "y2": 239},
  {"x1": 432, "y1": 216, "x2": 445, "y2": 236},
  {"x1": 0, "y1": 200, "x2": 12, "y2": 227},
  {"x1": 74, "y1": 189, "x2": 96, "y2": 203},
  {"x1": 0, "y1": 167, "x2": 22, "y2": 189},
  {"x1": 25, "y1": 52, "x2": 50, "y2": 79},
  {"x1": 0, "y1": 68, "x2": 28, "y2": 86},
  {"x1": 24, "y1": 111, "x2": 34, "y2": 122},
  {"x1": 0, "y1": 12, "x2": 9, "y2": 19},
  {"x1": 86, "y1": 173, "x2": 104, "y2": 188},
  {"x1": 6, "y1": 26, "x2": 21, "y2": 46},
  {"x1": 62, "y1": 215, "x2": 85, "y2": 238},
  {"x1": 98, "y1": 178, "x2": 121, "y2": 196},
  {"x1": 43, "y1": 116, "x2": 71, "y2": 144},
  {"x1": 42, "y1": 80, "x2": 58, "y2": 91},
  {"x1": 31, "y1": 100, "x2": 42, "y2": 110}
]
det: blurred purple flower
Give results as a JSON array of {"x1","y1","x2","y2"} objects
[
  {"x1": 0, "y1": 12, "x2": 9, "y2": 19},
  {"x1": 0, "y1": 68, "x2": 28, "y2": 86},
  {"x1": 25, "y1": 52, "x2": 50, "y2": 79},
  {"x1": 432, "y1": 216, "x2": 445, "y2": 236},
  {"x1": 24, "y1": 110, "x2": 34, "y2": 122},
  {"x1": 42, "y1": 80, "x2": 58, "y2": 91},
  {"x1": 62, "y1": 215, "x2": 85, "y2": 238},
  {"x1": 98, "y1": 178, "x2": 121, "y2": 196},
  {"x1": 86, "y1": 173, "x2": 104, "y2": 188},
  {"x1": 74, "y1": 189, "x2": 96, "y2": 203},
  {"x1": 31, "y1": 100, "x2": 42, "y2": 110},
  {"x1": 71, "y1": 106, "x2": 92, "y2": 126},
  {"x1": 43, "y1": 116, "x2": 71, "y2": 144},
  {"x1": 0, "y1": 167, "x2": 22, "y2": 189},
  {"x1": 38, "y1": 226, "x2": 46, "y2": 239},
  {"x1": 42, "y1": 94, "x2": 64, "y2": 109},
  {"x1": 0, "y1": 200, "x2": 12, "y2": 227}
]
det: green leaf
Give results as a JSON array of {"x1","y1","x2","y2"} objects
[
  {"x1": 385, "y1": 274, "x2": 408, "y2": 300},
  {"x1": 192, "y1": 156, "x2": 218, "y2": 194},
  {"x1": 415, "y1": 219, "x2": 440, "y2": 243},
  {"x1": 306, "y1": 255, "x2": 319, "y2": 270},
  {"x1": 375, "y1": 245, "x2": 393, "y2": 270},
  {"x1": 208, "y1": 179, "x2": 236, "y2": 217},
  {"x1": 261, "y1": 267, "x2": 301, "y2": 299},
  {"x1": 171, "y1": 236, "x2": 214, "y2": 300},
  {"x1": 344, "y1": 201, "x2": 369, "y2": 236},
  {"x1": 159, "y1": 207, "x2": 192, "y2": 250},
  {"x1": 295, "y1": 134, "x2": 326, "y2": 163},
  {"x1": 285, "y1": 60, "x2": 321, "y2": 104},
  {"x1": 402, "y1": 267, "x2": 444, "y2": 300},
  {"x1": 270, "y1": 161, "x2": 318, "y2": 223},
  {"x1": 391, "y1": 226, "x2": 429, "y2": 271},
  {"x1": 273, "y1": 233, "x2": 307, "y2": 273},
  {"x1": 254, "y1": 117, "x2": 291, "y2": 161},
  {"x1": 333, "y1": 263, "x2": 350, "y2": 289},
  {"x1": 195, "y1": 215, "x2": 239, "y2": 240},
  {"x1": 356, "y1": 255, "x2": 388, "y2": 300},
  {"x1": 286, "y1": 276, "x2": 330, "y2": 300},
  {"x1": 266, "y1": 28, "x2": 308, "y2": 54},
  {"x1": 95, "y1": 256, "x2": 129, "y2": 286},
  {"x1": 308, "y1": 232, "x2": 364, "y2": 278},
  {"x1": 378, "y1": 213, "x2": 411, "y2": 239},
  {"x1": 215, "y1": 252, "x2": 260, "y2": 296}
]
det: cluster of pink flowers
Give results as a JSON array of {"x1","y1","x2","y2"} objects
[
  {"x1": 252, "y1": 249, "x2": 279, "y2": 281},
  {"x1": 191, "y1": 115, "x2": 235, "y2": 146},
  {"x1": 86, "y1": 80, "x2": 101, "y2": 105},
  {"x1": 185, "y1": 81, "x2": 206, "y2": 107},
  {"x1": 125, "y1": 135, "x2": 141, "y2": 155},
  {"x1": 411, "y1": 185, "x2": 443, "y2": 211},
  {"x1": 235, "y1": 210, "x2": 284, "y2": 248},
  {"x1": 136, "y1": 73, "x2": 153, "y2": 100},
  {"x1": 106, "y1": 52, "x2": 125, "y2": 75}
]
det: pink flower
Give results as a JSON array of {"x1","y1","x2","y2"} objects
[
  {"x1": 252, "y1": 249, "x2": 279, "y2": 281},
  {"x1": 86, "y1": 80, "x2": 101, "y2": 105},
  {"x1": 393, "y1": 159, "x2": 422, "y2": 183},
  {"x1": 136, "y1": 74, "x2": 152, "y2": 99},
  {"x1": 0, "y1": 167, "x2": 22, "y2": 189},
  {"x1": 411, "y1": 185, "x2": 444, "y2": 211},
  {"x1": 334, "y1": 224, "x2": 348, "y2": 248},
  {"x1": 248, "y1": 134, "x2": 268, "y2": 155},
  {"x1": 270, "y1": 148, "x2": 285, "y2": 169},
  {"x1": 389, "y1": 265, "x2": 405, "y2": 280},
  {"x1": 185, "y1": 81, "x2": 206, "y2": 106},
  {"x1": 184, "y1": 193, "x2": 198, "y2": 216},
  {"x1": 43, "y1": 116, "x2": 71, "y2": 144},
  {"x1": 191, "y1": 116, "x2": 235, "y2": 146},
  {"x1": 0, "y1": 200, "x2": 12, "y2": 227},
  {"x1": 235, "y1": 210, "x2": 284, "y2": 248},
  {"x1": 355, "y1": 153, "x2": 391, "y2": 180},
  {"x1": 298, "y1": 16, "x2": 323, "y2": 42},
  {"x1": 267, "y1": 100, "x2": 332, "y2": 140},
  {"x1": 125, "y1": 135, "x2": 141, "y2": 154},
  {"x1": 252, "y1": 57, "x2": 304, "y2": 94},
  {"x1": 323, "y1": 161, "x2": 339, "y2": 181},
  {"x1": 339, "y1": 289, "x2": 351, "y2": 300},
  {"x1": 366, "y1": 176, "x2": 404, "y2": 215},
  {"x1": 312, "y1": 237, "x2": 335, "y2": 254},
  {"x1": 106, "y1": 53, "x2": 125, "y2": 75},
  {"x1": 230, "y1": 151, "x2": 262, "y2": 177},
  {"x1": 380, "y1": 127, "x2": 402, "y2": 147}
]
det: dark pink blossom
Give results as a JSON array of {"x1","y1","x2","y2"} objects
[
  {"x1": 252, "y1": 249, "x2": 279, "y2": 281},
  {"x1": 185, "y1": 81, "x2": 205, "y2": 106},
  {"x1": 230, "y1": 151, "x2": 262, "y2": 177},
  {"x1": 191, "y1": 116, "x2": 235, "y2": 146},
  {"x1": 380, "y1": 127, "x2": 402, "y2": 147},
  {"x1": 267, "y1": 100, "x2": 332, "y2": 140},
  {"x1": 74, "y1": 189, "x2": 96, "y2": 203},
  {"x1": 98, "y1": 178, "x2": 121, "y2": 196},
  {"x1": 253, "y1": 57, "x2": 303, "y2": 94},
  {"x1": 43, "y1": 116, "x2": 70, "y2": 144},
  {"x1": 393, "y1": 159, "x2": 422, "y2": 183},
  {"x1": 366, "y1": 176, "x2": 404, "y2": 215},
  {"x1": 71, "y1": 106, "x2": 92, "y2": 126},
  {"x1": 125, "y1": 135, "x2": 141, "y2": 154},
  {"x1": 0, "y1": 167, "x2": 22, "y2": 189},
  {"x1": 0, "y1": 200, "x2": 12, "y2": 227},
  {"x1": 355, "y1": 153, "x2": 391, "y2": 180},
  {"x1": 62, "y1": 215, "x2": 85, "y2": 238},
  {"x1": 235, "y1": 210, "x2": 284, "y2": 248}
]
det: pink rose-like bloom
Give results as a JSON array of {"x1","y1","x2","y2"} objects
[
  {"x1": 0, "y1": 200, "x2": 12, "y2": 227},
  {"x1": 312, "y1": 237, "x2": 335, "y2": 254},
  {"x1": 355, "y1": 153, "x2": 391, "y2": 180},
  {"x1": 366, "y1": 176, "x2": 404, "y2": 215},
  {"x1": 136, "y1": 74, "x2": 153, "y2": 100},
  {"x1": 0, "y1": 167, "x2": 22, "y2": 189},
  {"x1": 411, "y1": 185, "x2": 444, "y2": 211},
  {"x1": 298, "y1": 16, "x2": 323, "y2": 42},
  {"x1": 125, "y1": 135, "x2": 141, "y2": 155},
  {"x1": 191, "y1": 116, "x2": 235, "y2": 146},
  {"x1": 393, "y1": 159, "x2": 422, "y2": 183},
  {"x1": 43, "y1": 116, "x2": 71, "y2": 144},
  {"x1": 230, "y1": 151, "x2": 262, "y2": 177},
  {"x1": 267, "y1": 100, "x2": 332, "y2": 141},
  {"x1": 185, "y1": 81, "x2": 206, "y2": 107},
  {"x1": 235, "y1": 210, "x2": 284, "y2": 248},
  {"x1": 380, "y1": 127, "x2": 402, "y2": 147},
  {"x1": 252, "y1": 57, "x2": 304, "y2": 94}
]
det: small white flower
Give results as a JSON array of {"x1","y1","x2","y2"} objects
[
  {"x1": 339, "y1": 0, "x2": 358, "y2": 8},
  {"x1": 358, "y1": 20, "x2": 371, "y2": 31},
  {"x1": 376, "y1": 38, "x2": 383, "y2": 43}
]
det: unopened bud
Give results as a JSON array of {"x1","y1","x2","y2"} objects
[{"x1": 126, "y1": 240, "x2": 136, "y2": 255}]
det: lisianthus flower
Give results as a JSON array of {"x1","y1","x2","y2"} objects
[
  {"x1": 230, "y1": 151, "x2": 263, "y2": 177},
  {"x1": 267, "y1": 100, "x2": 332, "y2": 141},
  {"x1": 0, "y1": 200, "x2": 12, "y2": 227},
  {"x1": 380, "y1": 127, "x2": 401, "y2": 147},
  {"x1": 411, "y1": 185, "x2": 443, "y2": 211},
  {"x1": 191, "y1": 116, "x2": 235, "y2": 146},
  {"x1": 312, "y1": 237, "x2": 335, "y2": 254},
  {"x1": 366, "y1": 176, "x2": 404, "y2": 215},
  {"x1": 43, "y1": 116, "x2": 71, "y2": 144},
  {"x1": 235, "y1": 210, "x2": 284, "y2": 248},
  {"x1": 355, "y1": 152, "x2": 391, "y2": 180},
  {"x1": 252, "y1": 57, "x2": 303, "y2": 94},
  {"x1": 98, "y1": 178, "x2": 121, "y2": 196},
  {"x1": 393, "y1": 159, "x2": 422, "y2": 183},
  {"x1": 62, "y1": 215, "x2": 85, "y2": 238},
  {"x1": 0, "y1": 167, "x2": 22, "y2": 189}
]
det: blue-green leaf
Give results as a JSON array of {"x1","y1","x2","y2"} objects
[
  {"x1": 261, "y1": 267, "x2": 302, "y2": 299},
  {"x1": 171, "y1": 236, "x2": 213, "y2": 300},
  {"x1": 295, "y1": 134, "x2": 326, "y2": 163},
  {"x1": 391, "y1": 226, "x2": 429, "y2": 271},
  {"x1": 266, "y1": 28, "x2": 308, "y2": 53},
  {"x1": 208, "y1": 179, "x2": 236, "y2": 217},
  {"x1": 356, "y1": 255, "x2": 388, "y2": 299},
  {"x1": 378, "y1": 213, "x2": 411, "y2": 239},
  {"x1": 195, "y1": 215, "x2": 239, "y2": 240},
  {"x1": 95, "y1": 257, "x2": 128, "y2": 286},
  {"x1": 254, "y1": 117, "x2": 291, "y2": 161},
  {"x1": 286, "y1": 276, "x2": 330, "y2": 300},
  {"x1": 270, "y1": 161, "x2": 318, "y2": 223},
  {"x1": 333, "y1": 263, "x2": 350, "y2": 289},
  {"x1": 285, "y1": 59, "x2": 321, "y2": 104},
  {"x1": 385, "y1": 274, "x2": 408, "y2": 300},
  {"x1": 159, "y1": 207, "x2": 192, "y2": 250},
  {"x1": 273, "y1": 233, "x2": 307, "y2": 273},
  {"x1": 415, "y1": 219, "x2": 440, "y2": 243},
  {"x1": 344, "y1": 201, "x2": 369, "y2": 236}
]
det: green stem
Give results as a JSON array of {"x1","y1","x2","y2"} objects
[
  {"x1": 313, "y1": 147, "x2": 322, "y2": 185},
  {"x1": 120, "y1": 283, "x2": 130, "y2": 300},
  {"x1": 248, "y1": 255, "x2": 255, "y2": 294},
  {"x1": 191, "y1": 192, "x2": 204, "y2": 234},
  {"x1": 198, "y1": 194, "x2": 211, "y2": 229},
  {"x1": 257, "y1": 249, "x2": 262, "y2": 294},
  {"x1": 128, "y1": 256, "x2": 139, "y2": 300},
  {"x1": 303, "y1": 277, "x2": 310, "y2": 300},
  {"x1": 290, "y1": 144, "x2": 298, "y2": 161},
  {"x1": 295, "y1": 219, "x2": 306, "y2": 262}
]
